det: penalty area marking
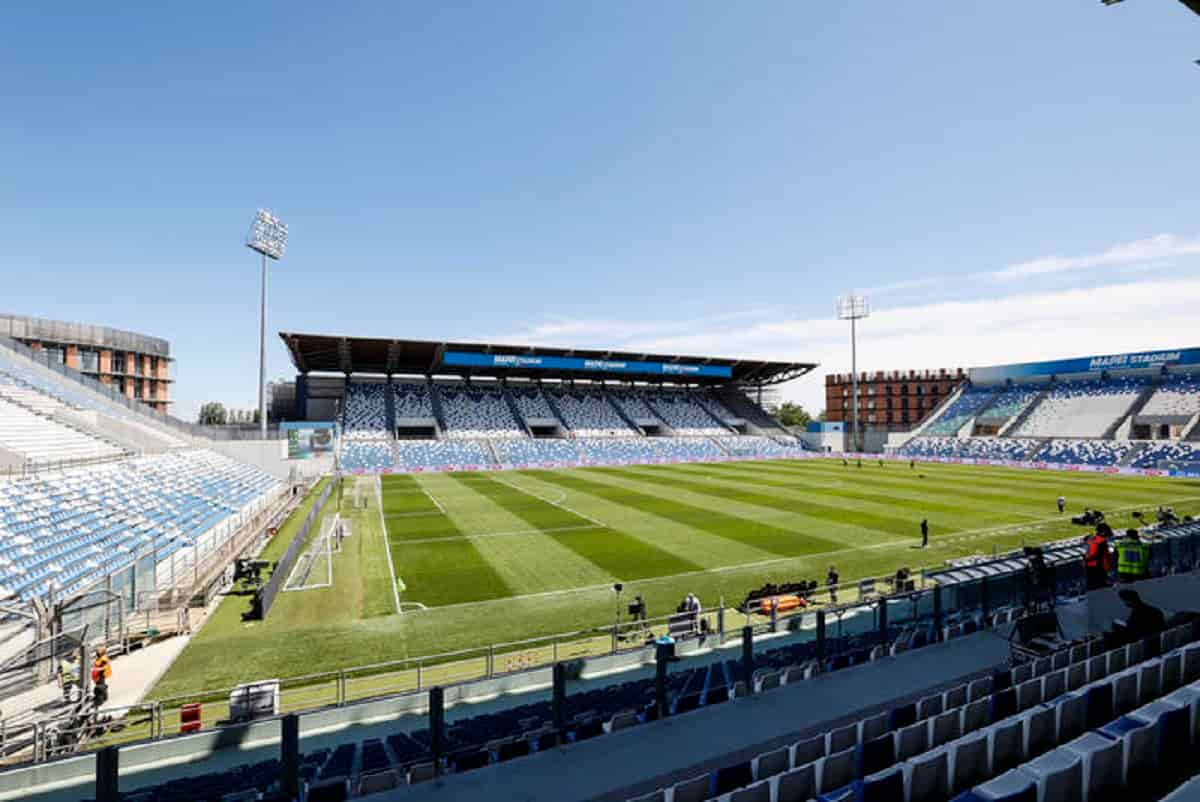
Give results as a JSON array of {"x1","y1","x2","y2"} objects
[{"x1": 375, "y1": 475, "x2": 403, "y2": 615}]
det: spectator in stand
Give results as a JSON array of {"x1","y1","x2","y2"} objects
[{"x1": 1116, "y1": 589, "x2": 1166, "y2": 645}]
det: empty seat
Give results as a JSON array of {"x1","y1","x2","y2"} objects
[
  {"x1": 955, "y1": 768, "x2": 1037, "y2": 801},
  {"x1": 1052, "y1": 651, "x2": 1070, "y2": 671},
  {"x1": 1131, "y1": 700, "x2": 1192, "y2": 784},
  {"x1": 859, "y1": 712, "x2": 889, "y2": 742},
  {"x1": 856, "y1": 733, "x2": 896, "y2": 778},
  {"x1": 775, "y1": 763, "x2": 816, "y2": 802},
  {"x1": 897, "y1": 721, "x2": 929, "y2": 761},
  {"x1": 991, "y1": 688, "x2": 1017, "y2": 721},
  {"x1": 969, "y1": 677, "x2": 993, "y2": 703},
  {"x1": 858, "y1": 765, "x2": 904, "y2": 802},
  {"x1": 1020, "y1": 706, "x2": 1056, "y2": 760},
  {"x1": 945, "y1": 684, "x2": 968, "y2": 710},
  {"x1": 1070, "y1": 644, "x2": 1089, "y2": 665},
  {"x1": 1139, "y1": 660, "x2": 1162, "y2": 705},
  {"x1": 1161, "y1": 652, "x2": 1183, "y2": 694},
  {"x1": 1087, "y1": 656, "x2": 1107, "y2": 683},
  {"x1": 357, "y1": 771, "x2": 397, "y2": 795},
  {"x1": 888, "y1": 701, "x2": 917, "y2": 731},
  {"x1": 1083, "y1": 683, "x2": 1114, "y2": 731},
  {"x1": 917, "y1": 694, "x2": 944, "y2": 720},
  {"x1": 950, "y1": 731, "x2": 991, "y2": 795},
  {"x1": 989, "y1": 717, "x2": 1025, "y2": 774},
  {"x1": 828, "y1": 723, "x2": 857, "y2": 755},
  {"x1": 1066, "y1": 663, "x2": 1087, "y2": 692},
  {"x1": 1164, "y1": 685, "x2": 1200, "y2": 744},
  {"x1": 1033, "y1": 657, "x2": 1052, "y2": 678},
  {"x1": 1062, "y1": 731, "x2": 1123, "y2": 802},
  {"x1": 1011, "y1": 663, "x2": 1033, "y2": 685},
  {"x1": 1019, "y1": 747, "x2": 1083, "y2": 802},
  {"x1": 727, "y1": 780, "x2": 770, "y2": 802},
  {"x1": 793, "y1": 735, "x2": 825, "y2": 768},
  {"x1": 962, "y1": 698, "x2": 992, "y2": 734},
  {"x1": 1098, "y1": 715, "x2": 1159, "y2": 787},
  {"x1": 1042, "y1": 670, "x2": 1066, "y2": 703},
  {"x1": 1054, "y1": 693, "x2": 1088, "y2": 743},
  {"x1": 1113, "y1": 671, "x2": 1139, "y2": 715},
  {"x1": 905, "y1": 748, "x2": 949, "y2": 802},
  {"x1": 1107, "y1": 648, "x2": 1127, "y2": 676},
  {"x1": 671, "y1": 774, "x2": 710, "y2": 802},
  {"x1": 755, "y1": 671, "x2": 781, "y2": 693},
  {"x1": 931, "y1": 709, "x2": 962, "y2": 748},
  {"x1": 1182, "y1": 644, "x2": 1200, "y2": 683},
  {"x1": 753, "y1": 746, "x2": 789, "y2": 780},
  {"x1": 817, "y1": 747, "x2": 856, "y2": 794},
  {"x1": 1016, "y1": 679, "x2": 1043, "y2": 712},
  {"x1": 711, "y1": 762, "x2": 754, "y2": 796}
]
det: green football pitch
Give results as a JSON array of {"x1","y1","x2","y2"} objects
[{"x1": 151, "y1": 459, "x2": 1200, "y2": 699}]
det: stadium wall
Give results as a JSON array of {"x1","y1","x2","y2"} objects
[{"x1": 210, "y1": 440, "x2": 330, "y2": 481}]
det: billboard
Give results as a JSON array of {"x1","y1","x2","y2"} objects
[
  {"x1": 971, "y1": 347, "x2": 1200, "y2": 383},
  {"x1": 441, "y1": 351, "x2": 733, "y2": 378},
  {"x1": 281, "y1": 421, "x2": 336, "y2": 460}
]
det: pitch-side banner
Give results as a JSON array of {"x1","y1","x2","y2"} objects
[{"x1": 442, "y1": 351, "x2": 733, "y2": 378}]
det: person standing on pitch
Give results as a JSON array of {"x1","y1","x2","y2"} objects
[
  {"x1": 826, "y1": 566, "x2": 839, "y2": 604},
  {"x1": 1057, "y1": 496, "x2": 1066, "y2": 515},
  {"x1": 920, "y1": 518, "x2": 929, "y2": 549}
]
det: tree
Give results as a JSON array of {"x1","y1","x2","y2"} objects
[
  {"x1": 198, "y1": 402, "x2": 227, "y2": 426},
  {"x1": 818, "y1": 408, "x2": 829, "y2": 422},
  {"x1": 776, "y1": 402, "x2": 812, "y2": 428}
]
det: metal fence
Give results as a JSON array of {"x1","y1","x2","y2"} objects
[{"x1": 260, "y1": 479, "x2": 337, "y2": 617}]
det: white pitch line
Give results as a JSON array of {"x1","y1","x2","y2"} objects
[
  {"x1": 400, "y1": 492, "x2": 1200, "y2": 613},
  {"x1": 421, "y1": 486, "x2": 447, "y2": 515},
  {"x1": 489, "y1": 475, "x2": 608, "y2": 528},
  {"x1": 374, "y1": 475, "x2": 402, "y2": 615}
]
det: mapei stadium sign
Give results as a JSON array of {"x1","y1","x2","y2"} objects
[
  {"x1": 442, "y1": 351, "x2": 733, "y2": 378},
  {"x1": 971, "y1": 347, "x2": 1200, "y2": 383}
]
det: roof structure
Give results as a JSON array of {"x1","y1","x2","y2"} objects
[{"x1": 279, "y1": 332, "x2": 815, "y2": 386}]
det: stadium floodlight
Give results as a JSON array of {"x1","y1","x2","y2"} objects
[
  {"x1": 246, "y1": 209, "x2": 288, "y2": 437},
  {"x1": 836, "y1": 295, "x2": 870, "y2": 454}
]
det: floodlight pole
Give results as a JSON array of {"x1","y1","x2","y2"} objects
[
  {"x1": 836, "y1": 295, "x2": 870, "y2": 454},
  {"x1": 258, "y1": 250, "x2": 268, "y2": 438},
  {"x1": 245, "y1": 209, "x2": 288, "y2": 439}
]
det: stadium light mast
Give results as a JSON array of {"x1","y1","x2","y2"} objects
[
  {"x1": 246, "y1": 210, "x2": 289, "y2": 438},
  {"x1": 836, "y1": 295, "x2": 870, "y2": 453}
]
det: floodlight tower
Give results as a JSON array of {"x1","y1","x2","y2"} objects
[
  {"x1": 836, "y1": 295, "x2": 870, "y2": 453},
  {"x1": 246, "y1": 210, "x2": 289, "y2": 438}
]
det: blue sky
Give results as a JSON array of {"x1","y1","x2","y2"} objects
[{"x1": 2, "y1": 1, "x2": 1198, "y2": 418}]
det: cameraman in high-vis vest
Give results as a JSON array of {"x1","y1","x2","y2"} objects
[{"x1": 1116, "y1": 529, "x2": 1150, "y2": 584}]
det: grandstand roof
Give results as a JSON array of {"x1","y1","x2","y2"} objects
[{"x1": 279, "y1": 332, "x2": 815, "y2": 386}]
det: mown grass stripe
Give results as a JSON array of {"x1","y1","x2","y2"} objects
[
  {"x1": 527, "y1": 469, "x2": 842, "y2": 557},
  {"x1": 469, "y1": 474, "x2": 704, "y2": 582}
]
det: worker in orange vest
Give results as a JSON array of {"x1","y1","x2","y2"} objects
[
  {"x1": 1084, "y1": 523, "x2": 1113, "y2": 591},
  {"x1": 91, "y1": 647, "x2": 113, "y2": 707}
]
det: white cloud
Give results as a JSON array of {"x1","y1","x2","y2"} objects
[
  {"x1": 491, "y1": 277, "x2": 1200, "y2": 417},
  {"x1": 987, "y1": 233, "x2": 1200, "y2": 281}
]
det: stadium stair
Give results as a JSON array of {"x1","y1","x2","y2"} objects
[
  {"x1": 0, "y1": 384, "x2": 129, "y2": 464},
  {"x1": 480, "y1": 439, "x2": 502, "y2": 467},
  {"x1": 428, "y1": 382, "x2": 450, "y2": 438},
  {"x1": 710, "y1": 387, "x2": 788, "y2": 437},
  {"x1": 690, "y1": 390, "x2": 737, "y2": 434},
  {"x1": 1179, "y1": 412, "x2": 1200, "y2": 442},
  {"x1": 604, "y1": 389, "x2": 648, "y2": 435},
  {"x1": 384, "y1": 381, "x2": 396, "y2": 436},
  {"x1": 637, "y1": 394, "x2": 677, "y2": 434},
  {"x1": 540, "y1": 389, "x2": 573, "y2": 434},
  {"x1": 907, "y1": 384, "x2": 967, "y2": 439},
  {"x1": 999, "y1": 387, "x2": 1051, "y2": 438},
  {"x1": 1104, "y1": 380, "x2": 1160, "y2": 441},
  {"x1": 499, "y1": 383, "x2": 534, "y2": 437}
]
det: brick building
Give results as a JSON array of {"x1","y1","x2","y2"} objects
[
  {"x1": 0, "y1": 314, "x2": 172, "y2": 412},
  {"x1": 825, "y1": 367, "x2": 966, "y2": 430}
]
